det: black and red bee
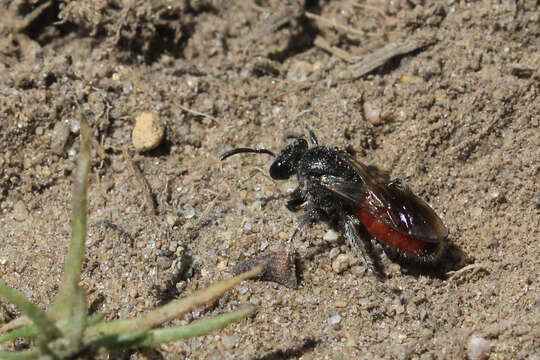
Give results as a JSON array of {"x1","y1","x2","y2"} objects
[{"x1": 221, "y1": 128, "x2": 448, "y2": 271}]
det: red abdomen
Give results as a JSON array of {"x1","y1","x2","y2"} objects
[{"x1": 357, "y1": 207, "x2": 428, "y2": 256}]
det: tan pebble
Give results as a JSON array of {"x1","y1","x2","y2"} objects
[
  {"x1": 129, "y1": 287, "x2": 138, "y2": 299},
  {"x1": 12, "y1": 201, "x2": 29, "y2": 222},
  {"x1": 363, "y1": 102, "x2": 383, "y2": 125},
  {"x1": 132, "y1": 112, "x2": 165, "y2": 152},
  {"x1": 135, "y1": 241, "x2": 146, "y2": 249},
  {"x1": 278, "y1": 231, "x2": 288, "y2": 241},
  {"x1": 217, "y1": 259, "x2": 228, "y2": 270},
  {"x1": 50, "y1": 121, "x2": 70, "y2": 154},
  {"x1": 221, "y1": 335, "x2": 237, "y2": 349},
  {"x1": 399, "y1": 74, "x2": 423, "y2": 84},
  {"x1": 334, "y1": 300, "x2": 348, "y2": 308},
  {"x1": 332, "y1": 254, "x2": 350, "y2": 273},
  {"x1": 157, "y1": 256, "x2": 172, "y2": 270}
]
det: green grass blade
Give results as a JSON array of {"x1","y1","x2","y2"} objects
[
  {"x1": 0, "y1": 314, "x2": 104, "y2": 344},
  {"x1": 0, "y1": 281, "x2": 60, "y2": 342},
  {"x1": 0, "y1": 316, "x2": 32, "y2": 336},
  {"x1": 0, "y1": 324, "x2": 39, "y2": 343},
  {"x1": 86, "y1": 262, "x2": 265, "y2": 337},
  {"x1": 63, "y1": 286, "x2": 87, "y2": 353},
  {"x1": 140, "y1": 305, "x2": 256, "y2": 346},
  {"x1": 0, "y1": 349, "x2": 40, "y2": 360},
  {"x1": 50, "y1": 120, "x2": 91, "y2": 322},
  {"x1": 86, "y1": 329, "x2": 149, "y2": 354},
  {"x1": 88, "y1": 306, "x2": 255, "y2": 353}
]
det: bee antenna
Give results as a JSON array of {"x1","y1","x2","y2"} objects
[{"x1": 220, "y1": 148, "x2": 275, "y2": 161}]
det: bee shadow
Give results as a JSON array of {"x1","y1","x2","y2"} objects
[{"x1": 387, "y1": 241, "x2": 469, "y2": 279}]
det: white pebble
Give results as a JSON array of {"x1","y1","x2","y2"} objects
[
  {"x1": 329, "y1": 247, "x2": 340, "y2": 259},
  {"x1": 68, "y1": 118, "x2": 80, "y2": 133},
  {"x1": 323, "y1": 229, "x2": 339, "y2": 242},
  {"x1": 12, "y1": 201, "x2": 29, "y2": 222},
  {"x1": 327, "y1": 312, "x2": 342, "y2": 325},
  {"x1": 182, "y1": 204, "x2": 195, "y2": 219},
  {"x1": 467, "y1": 335, "x2": 491, "y2": 360}
]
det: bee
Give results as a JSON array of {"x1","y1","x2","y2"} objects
[{"x1": 221, "y1": 128, "x2": 448, "y2": 272}]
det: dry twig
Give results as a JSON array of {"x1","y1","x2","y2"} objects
[
  {"x1": 122, "y1": 146, "x2": 157, "y2": 218},
  {"x1": 340, "y1": 37, "x2": 436, "y2": 80},
  {"x1": 314, "y1": 36, "x2": 360, "y2": 63},
  {"x1": 447, "y1": 263, "x2": 489, "y2": 281},
  {"x1": 176, "y1": 103, "x2": 220, "y2": 125}
]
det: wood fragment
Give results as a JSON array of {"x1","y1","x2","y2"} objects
[
  {"x1": 122, "y1": 146, "x2": 157, "y2": 217},
  {"x1": 340, "y1": 37, "x2": 436, "y2": 80},
  {"x1": 233, "y1": 251, "x2": 298, "y2": 288}
]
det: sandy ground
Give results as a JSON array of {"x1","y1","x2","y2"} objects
[{"x1": 0, "y1": 0, "x2": 538, "y2": 359}]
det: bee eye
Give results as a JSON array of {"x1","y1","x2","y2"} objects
[
  {"x1": 270, "y1": 159, "x2": 293, "y2": 179},
  {"x1": 269, "y1": 139, "x2": 308, "y2": 179}
]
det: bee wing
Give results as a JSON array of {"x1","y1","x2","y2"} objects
[{"x1": 320, "y1": 158, "x2": 448, "y2": 242}]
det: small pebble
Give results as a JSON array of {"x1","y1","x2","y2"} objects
[
  {"x1": 250, "y1": 297, "x2": 261, "y2": 306},
  {"x1": 156, "y1": 256, "x2": 173, "y2": 270},
  {"x1": 182, "y1": 204, "x2": 196, "y2": 219},
  {"x1": 329, "y1": 247, "x2": 340, "y2": 259},
  {"x1": 363, "y1": 102, "x2": 383, "y2": 125},
  {"x1": 332, "y1": 254, "x2": 350, "y2": 273},
  {"x1": 176, "y1": 281, "x2": 186, "y2": 292},
  {"x1": 68, "y1": 118, "x2": 80, "y2": 134},
  {"x1": 217, "y1": 259, "x2": 228, "y2": 270},
  {"x1": 129, "y1": 287, "x2": 138, "y2": 299},
  {"x1": 334, "y1": 300, "x2": 348, "y2": 308},
  {"x1": 323, "y1": 229, "x2": 339, "y2": 242},
  {"x1": 132, "y1": 112, "x2": 165, "y2": 152},
  {"x1": 467, "y1": 335, "x2": 491, "y2": 360},
  {"x1": 168, "y1": 242, "x2": 178, "y2": 253},
  {"x1": 166, "y1": 214, "x2": 178, "y2": 226},
  {"x1": 221, "y1": 335, "x2": 237, "y2": 349},
  {"x1": 327, "y1": 312, "x2": 342, "y2": 325},
  {"x1": 123, "y1": 81, "x2": 133, "y2": 95},
  {"x1": 287, "y1": 60, "x2": 314, "y2": 82},
  {"x1": 12, "y1": 201, "x2": 29, "y2": 222},
  {"x1": 50, "y1": 120, "x2": 71, "y2": 154}
]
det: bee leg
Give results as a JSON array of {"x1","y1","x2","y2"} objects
[
  {"x1": 287, "y1": 207, "x2": 324, "y2": 253},
  {"x1": 343, "y1": 215, "x2": 385, "y2": 279},
  {"x1": 286, "y1": 187, "x2": 305, "y2": 212},
  {"x1": 388, "y1": 178, "x2": 411, "y2": 193}
]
